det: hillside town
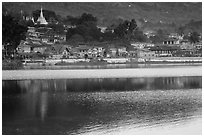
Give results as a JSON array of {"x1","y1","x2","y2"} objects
[{"x1": 2, "y1": 7, "x2": 202, "y2": 67}]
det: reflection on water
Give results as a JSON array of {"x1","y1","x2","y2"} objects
[
  {"x1": 2, "y1": 77, "x2": 202, "y2": 135},
  {"x1": 2, "y1": 76, "x2": 202, "y2": 93}
]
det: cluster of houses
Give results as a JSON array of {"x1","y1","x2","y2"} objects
[
  {"x1": 17, "y1": 35, "x2": 202, "y2": 63},
  {"x1": 13, "y1": 7, "x2": 202, "y2": 64},
  {"x1": 16, "y1": 22, "x2": 202, "y2": 64},
  {"x1": 26, "y1": 26, "x2": 66, "y2": 45},
  {"x1": 19, "y1": 7, "x2": 67, "y2": 46}
]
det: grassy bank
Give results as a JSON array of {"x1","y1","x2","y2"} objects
[{"x1": 2, "y1": 59, "x2": 23, "y2": 70}]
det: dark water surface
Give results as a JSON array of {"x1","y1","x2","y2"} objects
[{"x1": 2, "y1": 76, "x2": 202, "y2": 135}]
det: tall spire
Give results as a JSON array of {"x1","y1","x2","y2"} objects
[
  {"x1": 37, "y1": 6, "x2": 48, "y2": 25},
  {"x1": 40, "y1": 6, "x2": 44, "y2": 18}
]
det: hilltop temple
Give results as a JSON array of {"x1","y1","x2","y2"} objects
[{"x1": 37, "y1": 7, "x2": 48, "y2": 25}]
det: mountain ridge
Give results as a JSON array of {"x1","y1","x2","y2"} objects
[{"x1": 3, "y1": 2, "x2": 202, "y2": 27}]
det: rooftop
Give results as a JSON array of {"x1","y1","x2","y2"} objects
[{"x1": 150, "y1": 45, "x2": 180, "y2": 51}]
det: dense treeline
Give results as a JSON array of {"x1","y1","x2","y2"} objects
[
  {"x1": 66, "y1": 13, "x2": 102, "y2": 42},
  {"x1": 65, "y1": 13, "x2": 148, "y2": 43},
  {"x1": 2, "y1": 14, "x2": 28, "y2": 54}
]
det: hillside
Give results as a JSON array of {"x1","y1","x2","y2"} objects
[{"x1": 3, "y1": 2, "x2": 202, "y2": 28}]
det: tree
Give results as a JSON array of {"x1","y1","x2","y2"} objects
[
  {"x1": 68, "y1": 34, "x2": 85, "y2": 43},
  {"x1": 129, "y1": 19, "x2": 137, "y2": 34},
  {"x1": 132, "y1": 30, "x2": 147, "y2": 42},
  {"x1": 65, "y1": 13, "x2": 97, "y2": 26},
  {"x1": 66, "y1": 13, "x2": 101, "y2": 42},
  {"x1": 78, "y1": 13, "x2": 97, "y2": 25},
  {"x1": 177, "y1": 26, "x2": 185, "y2": 35},
  {"x1": 188, "y1": 31, "x2": 200, "y2": 43},
  {"x1": 114, "y1": 19, "x2": 140, "y2": 41},
  {"x1": 102, "y1": 31, "x2": 116, "y2": 41},
  {"x1": 26, "y1": 20, "x2": 35, "y2": 27},
  {"x1": 2, "y1": 14, "x2": 28, "y2": 56},
  {"x1": 48, "y1": 23, "x2": 65, "y2": 34},
  {"x1": 150, "y1": 29, "x2": 166, "y2": 44},
  {"x1": 157, "y1": 29, "x2": 164, "y2": 36},
  {"x1": 114, "y1": 20, "x2": 130, "y2": 39},
  {"x1": 65, "y1": 15, "x2": 79, "y2": 26}
]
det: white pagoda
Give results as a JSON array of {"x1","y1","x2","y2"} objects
[{"x1": 37, "y1": 7, "x2": 48, "y2": 25}]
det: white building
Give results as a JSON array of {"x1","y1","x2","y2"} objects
[{"x1": 37, "y1": 7, "x2": 48, "y2": 25}]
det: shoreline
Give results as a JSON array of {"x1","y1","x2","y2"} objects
[
  {"x1": 14, "y1": 62, "x2": 204, "y2": 70},
  {"x1": 2, "y1": 66, "x2": 202, "y2": 80},
  {"x1": 54, "y1": 61, "x2": 202, "y2": 66}
]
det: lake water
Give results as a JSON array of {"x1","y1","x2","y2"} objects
[{"x1": 2, "y1": 76, "x2": 202, "y2": 135}]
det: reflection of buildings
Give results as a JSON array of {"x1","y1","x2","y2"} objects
[
  {"x1": 15, "y1": 80, "x2": 49, "y2": 121},
  {"x1": 8, "y1": 77, "x2": 201, "y2": 121},
  {"x1": 40, "y1": 92, "x2": 48, "y2": 121},
  {"x1": 15, "y1": 77, "x2": 202, "y2": 94},
  {"x1": 154, "y1": 77, "x2": 202, "y2": 89},
  {"x1": 3, "y1": 77, "x2": 202, "y2": 135}
]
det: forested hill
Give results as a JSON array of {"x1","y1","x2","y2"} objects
[{"x1": 3, "y1": 2, "x2": 202, "y2": 27}]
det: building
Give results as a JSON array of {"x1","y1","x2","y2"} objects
[
  {"x1": 144, "y1": 30, "x2": 156, "y2": 38},
  {"x1": 91, "y1": 47, "x2": 105, "y2": 58},
  {"x1": 117, "y1": 47, "x2": 128, "y2": 57},
  {"x1": 162, "y1": 38, "x2": 180, "y2": 45},
  {"x1": 131, "y1": 42, "x2": 155, "y2": 49},
  {"x1": 131, "y1": 42, "x2": 145, "y2": 49},
  {"x1": 127, "y1": 47, "x2": 137, "y2": 58},
  {"x1": 37, "y1": 7, "x2": 48, "y2": 25},
  {"x1": 47, "y1": 17, "x2": 58, "y2": 24},
  {"x1": 54, "y1": 33, "x2": 66, "y2": 43},
  {"x1": 76, "y1": 45, "x2": 92, "y2": 58},
  {"x1": 193, "y1": 42, "x2": 202, "y2": 57},
  {"x1": 32, "y1": 45, "x2": 49, "y2": 54},
  {"x1": 17, "y1": 40, "x2": 32, "y2": 53},
  {"x1": 180, "y1": 39, "x2": 190, "y2": 45},
  {"x1": 137, "y1": 48, "x2": 156, "y2": 61},
  {"x1": 41, "y1": 36, "x2": 50, "y2": 44},
  {"x1": 107, "y1": 47, "x2": 117, "y2": 57},
  {"x1": 179, "y1": 43, "x2": 194, "y2": 50},
  {"x1": 174, "y1": 42, "x2": 202, "y2": 57},
  {"x1": 46, "y1": 44, "x2": 71, "y2": 59},
  {"x1": 36, "y1": 27, "x2": 52, "y2": 36},
  {"x1": 27, "y1": 27, "x2": 36, "y2": 33},
  {"x1": 25, "y1": 16, "x2": 35, "y2": 23},
  {"x1": 168, "y1": 33, "x2": 183, "y2": 40},
  {"x1": 69, "y1": 48, "x2": 80, "y2": 59},
  {"x1": 194, "y1": 42, "x2": 202, "y2": 50},
  {"x1": 149, "y1": 45, "x2": 180, "y2": 57},
  {"x1": 97, "y1": 26, "x2": 107, "y2": 33}
]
